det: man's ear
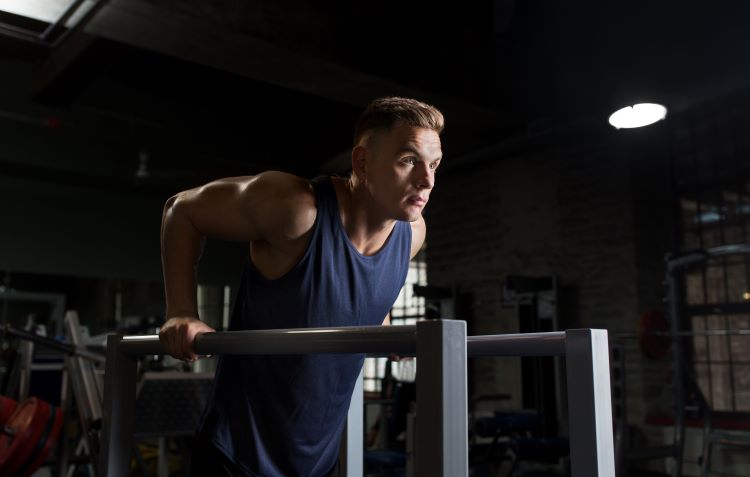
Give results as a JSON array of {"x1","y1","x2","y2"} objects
[{"x1": 351, "y1": 145, "x2": 367, "y2": 181}]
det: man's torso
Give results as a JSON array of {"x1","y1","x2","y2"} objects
[{"x1": 198, "y1": 176, "x2": 413, "y2": 477}]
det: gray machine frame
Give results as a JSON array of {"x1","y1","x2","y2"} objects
[{"x1": 99, "y1": 320, "x2": 615, "y2": 477}]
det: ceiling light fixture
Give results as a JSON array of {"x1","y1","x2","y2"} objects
[
  {"x1": 608, "y1": 103, "x2": 667, "y2": 129},
  {"x1": 0, "y1": 0, "x2": 69, "y2": 23}
]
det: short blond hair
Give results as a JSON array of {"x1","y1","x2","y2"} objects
[{"x1": 353, "y1": 97, "x2": 444, "y2": 146}]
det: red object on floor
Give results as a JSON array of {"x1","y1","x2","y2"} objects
[
  {"x1": 0, "y1": 397, "x2": 64, "y2": 477},
  {"x1": 646, "y1": 414, "x2": 750, "y2": 431}
]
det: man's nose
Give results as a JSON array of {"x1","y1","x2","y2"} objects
[{"x1": 416, "y1": 164, "x2": 434, "y2": 189}]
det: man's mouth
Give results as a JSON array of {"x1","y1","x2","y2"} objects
[{"x1": 407, "y1": 196, "x2": 427, "y2": 207}]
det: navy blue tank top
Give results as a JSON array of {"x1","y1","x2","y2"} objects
[{"x1": 198, "y1": 176, "x2": 412, "y2": 476}]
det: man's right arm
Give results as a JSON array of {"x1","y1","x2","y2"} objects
[{"x1": 159, "y1": 172, "x2": 312, "y2": 360}]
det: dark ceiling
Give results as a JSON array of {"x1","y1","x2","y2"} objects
[{"x1": 1, "y1": 0, "x2": 750, "y2": 194}]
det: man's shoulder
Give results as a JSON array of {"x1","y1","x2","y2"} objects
[
  {"x1": 250, "y1": 171, "x2": 317, "y2": 241},
  {"x1": 253, "y1": 171, "x2": 315, "y2": 209},
  {"x1": 253, "y1": 171, "x2": 315, "y2": 201}
]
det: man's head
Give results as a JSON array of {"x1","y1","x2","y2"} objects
[
  {"x1": 350, "y1": 97, "x2": 444, "y2": 222},
  {"x1": 353, "y1": 97, "x2": 444, "y2": 148}
]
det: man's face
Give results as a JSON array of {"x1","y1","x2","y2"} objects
[{"x1": 362, "y1": 124, "x2": 442, "y2": 222}]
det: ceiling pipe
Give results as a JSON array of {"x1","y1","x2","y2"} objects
[
  {"x1": 0, "y1": 20, "x2": 47, "y2": 46},
  {"x1": 0, "y1": 109, "x2": 61, "y2": 128}
]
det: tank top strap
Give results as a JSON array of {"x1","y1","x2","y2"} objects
[{"x1": 309, "y1": 175, "x2": 340, "y2": 225}]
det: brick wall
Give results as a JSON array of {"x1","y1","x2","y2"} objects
[
  {"x1": 426, "y1": 151, "x2": 560, "y2": 407},
  {"x1": 425, "y1": 126, "x2": 673, "y2": 435}
]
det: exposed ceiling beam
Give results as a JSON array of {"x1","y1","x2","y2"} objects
[
  {"x1": 32, "y1": 27, "x2": 97, "y2": 103},
  {"x1": 81, "y1": 0, "x2": 515, "y2": 148}
]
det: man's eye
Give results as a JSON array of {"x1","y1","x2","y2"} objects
[{"x1": 403, "y1": 157, "x2": 416, "y2": 165}]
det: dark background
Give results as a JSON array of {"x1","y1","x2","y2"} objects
[{"x1": 2, "y1": 2, "x2": 750, "y2": 474}]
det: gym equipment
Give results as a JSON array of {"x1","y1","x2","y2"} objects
[
  {"x1": 0, "y1": 289, "x2": 67, "y2": 338},
  {"x1": 134, "y1": 372, "x2": 212, "y2": 437},
  {"x1": 630, "y1": 309, "x2": 750, "y2": 360},
  {"x1": 615, "y1": 243, "x2": 750, "y2": 477},
  {"x1": 363, "y1": 361, "x2": 415, "y2": 476},
  {"x1": 0, "y1": 395, "x2": 17, "y2": 425},
  {"x1": 470, "y1": 408, "x2": 569, "y2": 476},
  {"x1": 131, "y1": 371, "x2": 213, "y2": 477},
  {"x1": 473, "y1": 410, "x2": 543, "y2": 438},
  {"x1": 63, "y1": 310, "x2": 105, "y2": 471},
  {"x1": 3, "y1": 322, "x2": 105, "y2": 365},
  {"x1": 637, "y1": 310, "x2": 671, "y2": 360},
  {"x1": 501, "y1": 275, "x2": 565, "y2": 438},
  {"x1": 1, "y1": 310, "x2": 107, "y2": 476},
  {"x1": 99, "y1": 321, "x2": 615, "y2": 477},
  {"x1": 0, "y1": 396, "x2": 63, "y2": 477}
]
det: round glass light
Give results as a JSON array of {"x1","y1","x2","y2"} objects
[{"x1": 608, "y1": 103, "x2": 667, "y2": 129}]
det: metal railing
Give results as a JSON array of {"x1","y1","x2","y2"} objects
[{"x1": 99, "y1": 320, "x2": 615, "y2": 477}]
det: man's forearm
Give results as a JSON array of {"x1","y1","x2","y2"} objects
[{"x1": 161, "y1": 195, "x2": 205, "y2": 319}]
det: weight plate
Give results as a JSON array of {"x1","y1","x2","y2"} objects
[
  {"x1": 0, "y1": 397, "x2": 50, "y2": 475},
  {"x1": 18, "y1": 404, "x2": 63, "y2": 477},
  {"x1": 638, "y1": 310, "x2": 671, "y2": 359}
]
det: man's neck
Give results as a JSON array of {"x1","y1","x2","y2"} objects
[{"x1": 332, "y1": 177, "x2": 396, "y2": 256}]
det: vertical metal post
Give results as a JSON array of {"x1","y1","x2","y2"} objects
[
  {"x1": 158, "y1": 437, "x2": 168, "y2": 477},
  {"x1": 611, "y1": 342, "x2": 628, "y2": 477},
  {"x1": 98, "y1": 334, "x2": 138, "y2": 477},
  {"x1": 406, "y1": 411, "x2": 416, "y2": 477},
  {"x1": 666, "y1": 270, "x2": 685, "y2": 477},
  {"x1": 51, "y1": 296, "x2": 66, "y2": 337},
  {"x1": 565, "y1": 329, "x2": 616, "y2": 477},
  {"x1": 17, "y1": 340, "x2": 34, "y2": 400},
  {"x1": 56, "y1": 368, "x2": 71, "y2": 477},
  {"x1": 339, "y1": 366, "x2": 364, "y2": 477},
  {"x1": 65, "y1": 311, "x2": 103, "y2": 423},
  {"x1": 415, "y1": 320, "x2": 467, "y2": 477}
]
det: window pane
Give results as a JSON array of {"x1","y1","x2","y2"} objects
[
  {"x1": 730, "y1": 316, "x2": 750, "y2": 363},
  {"x1": 691, "y1": 315, "x2": 708, "y2": 358},
  {"x1": 710, "y1": 363, "x2": 733, "y2": 411},
  {"x1": 694, "y1": 363, "x2": 712, "y2": 407},
  {"x1": 704, "y1": 267, "x2": 726, "y2": 304},
  {"x1": 735, "y1": 365, "x2": 750, "y2": 412},
  {"x1": 686, "y1": 272, "x2": 705, "y2": 305},
  {"x1": 391, "y1": 252, "x2": 427, "y2": 318}
]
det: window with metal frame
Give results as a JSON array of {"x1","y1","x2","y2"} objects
[{"x1": 673, "y1": 100, "x2": 750, "y2": 415}]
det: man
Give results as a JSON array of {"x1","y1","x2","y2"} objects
[{"x1": 159, "y1": 97, "x2": 444, "y2": 476}]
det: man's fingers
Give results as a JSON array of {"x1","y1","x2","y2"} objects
[
  {"x1": 160, "y1": 318, "x2": 215, "y2": 362},
  {"x1": 182, "y1": 324, "x2": 201, "y2": 361},
  {"x1": 165, "y1": 328, "x2": 176, "y2": 358},
  {"x1": 172, "y1": 326, "x2": 187, "y2": 360},
  {"x1": 175, "y1": 326, "x2": 185, "y2": 360},
  {"x1": 172, "y1": 329, "x2": 183, "y2": 360},
  {"x1": 180, "y1": 323, "x2": 192, "y2": 360}
]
